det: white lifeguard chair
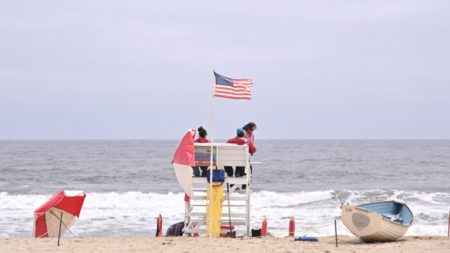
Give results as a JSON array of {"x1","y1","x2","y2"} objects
[{"x1": 183, "y1": 143, "x2": 252, "y2": 237}]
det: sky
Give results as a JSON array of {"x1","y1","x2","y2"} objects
[{"x1": 0, "y1": 0, "x2": 449, "y2": 139}]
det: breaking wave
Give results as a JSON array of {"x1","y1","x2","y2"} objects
[{"x1": 1, "y1": 190, "x2": 449, "y2": 237}]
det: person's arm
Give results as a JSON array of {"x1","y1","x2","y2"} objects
[{"x1": 248, "y1": 141, "x2": 256, "y2": 154}]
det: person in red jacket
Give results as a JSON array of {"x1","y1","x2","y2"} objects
[
  {"x1": 193, "y1": 126, "x2": 210, "y2": 177},
  {"x1": 242, "y1": 122, "x2": 257, "y2": 152},
  {"x1": 195, "y1": 126, "x2": 210, "y2": 143},
  {"x1": 227, "y1": 128, "x2": 256, "y2": 154},
  {"x1": 225, "y1": 128, "x2": 255, "y2": 178}
]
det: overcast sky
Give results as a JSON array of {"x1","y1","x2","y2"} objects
[{"x1": 1, "y1": 0, "x2": 449, "y2": 139}]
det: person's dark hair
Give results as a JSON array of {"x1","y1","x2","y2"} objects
[
  {"x1": 198, "y1": 126, "x2": 207, "y2": 138},
  {"x1": 243, "y1": 122, "x2": 257, "y2": 131}
]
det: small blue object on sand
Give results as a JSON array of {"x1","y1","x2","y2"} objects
[{"x1": 294, "y1": 236, "x2": 319, "y2": 242}]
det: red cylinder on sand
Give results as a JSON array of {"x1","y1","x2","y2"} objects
[
  {"x1": 156, "y1": 214, "x2": 163, "y2": 237},
  {"x1": 193, "y1": 223, "x2": 198, "y2": 237},
  {"x1": 289, "y1": 216, "x2": 295, "y2": 237},
  {"x1": 262, "y1": 217, "x2": 268, "y2": 237}
]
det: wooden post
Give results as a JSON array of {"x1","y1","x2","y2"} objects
[
  {"x1": 334, "y1": 219, "x2": 338, "y2": 247},
  {"x1": 57, "y1": 212, "x2": 63, "y2": 246},
  {"x1": 448, "y1": 211, "x2": 449, "y2": 237}
]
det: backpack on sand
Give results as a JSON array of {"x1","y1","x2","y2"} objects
[{"x1": 166, "y1": 221, "x2": 185, "y2": 236}]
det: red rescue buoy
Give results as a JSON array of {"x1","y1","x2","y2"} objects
[
  {"x1": 262, "y1": 217, "x2": 268, "y2": 237},
  {"x1": 193, "y1": 223, "x2": 199, "y2": 237},
  {"x1": 289, "y1": 216, "x2": 295, "y2": 237},
  {"x1": 156, "y1": 214, "x2": 163, "y2": 237}
]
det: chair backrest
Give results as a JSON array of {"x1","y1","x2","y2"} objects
[{"x1": 194, "y1": 143, "x2": 249, "y2": 168}]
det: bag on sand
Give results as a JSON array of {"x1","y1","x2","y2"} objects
[{"x1": 166, "y1": 222, "x2": 185, "y2": 236}]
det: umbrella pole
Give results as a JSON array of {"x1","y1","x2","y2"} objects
[
  {"x1": 50, "y1": 210, "x2": 78, "y2": 237},
  {"x1": 57, "y1": 212, "x2": 63, "y2": 246}
]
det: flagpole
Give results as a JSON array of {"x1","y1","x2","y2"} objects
[{"x1": 209, "y1": 70, "x2": 215, "y2": 239}]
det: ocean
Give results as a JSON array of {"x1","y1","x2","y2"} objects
[{"x1": 1, "y1": 140, "x2": 449, "y2": 237}]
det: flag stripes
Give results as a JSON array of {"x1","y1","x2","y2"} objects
[{"x1": 213, "y1": 72, "x2": 253, "y2": 100}]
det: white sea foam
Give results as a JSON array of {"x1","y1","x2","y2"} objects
[{"x1": 0, "y1": 190, "x2": 449, "y2": 237}]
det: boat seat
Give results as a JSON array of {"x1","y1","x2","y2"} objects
[{"x1": 382, "y1": 213, "x2": 403, "y2": 223}]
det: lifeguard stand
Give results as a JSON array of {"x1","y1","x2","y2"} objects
[{"x1": 183, "y1": 143, "x2": 252, "y2": 237}]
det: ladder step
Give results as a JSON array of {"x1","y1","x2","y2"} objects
[
  {"x1": 191, "y1": 196, "x2": 247, "y2": 201},
  {"x1": 185, "y1": 226, "x2": 245, "y2": 234},
  {"x1": 184, "y1": 228, "x2": 206, "y2": 233},
  {"x1": 188, "y1": 212, "x2": 247, "y2": 218},
  {"x1": 192, "y1": 178, "x2": 250, "y2": 184},
  {"x1": 185, "y1": 227, "x2": 243, "y2": 234},
  {"x1": 192, "y1": 191, "x2": 248, "y2": 195},
  {"x1": 188, "y1": 219, "x2": 247, "y2": 225},
  {"x1": 191, "y1": 204, "x2": 247, "y2": 207}
]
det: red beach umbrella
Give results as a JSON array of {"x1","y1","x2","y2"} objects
[
  {"x1": 33, "y1": 190, "x2": 86, "y2": 240},
  {"x1": 172, "y1": 129, "x2": 196, "y2": 197}
]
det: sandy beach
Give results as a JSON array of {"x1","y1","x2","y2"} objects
[{"x1": 1, "y1": 236, "x2": 449, "y2": 253}]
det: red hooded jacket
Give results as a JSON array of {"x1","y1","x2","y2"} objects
[
  {"x1": 227, "y1": 136, "x2": 256, "y2": 154},
  {"x1": 195, "y1": 137, "x2": 210, "y2": 143}
]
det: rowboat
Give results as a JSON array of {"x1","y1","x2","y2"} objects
[{"x1": 341, "y1": 200, "x2": 414, "y2": 242}]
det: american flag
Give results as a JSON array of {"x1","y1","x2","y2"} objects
[{"x1": 213, "y1": 72, "x2": 253, "y2": 100}]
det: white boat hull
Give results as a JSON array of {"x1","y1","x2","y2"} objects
[{"x1": 341, "y1": 205, "x2": 410, "y2": 242}]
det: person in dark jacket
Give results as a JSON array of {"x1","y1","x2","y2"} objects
[{"x1": 193, "y1": 126, "x2": 210, "y2": 177}]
